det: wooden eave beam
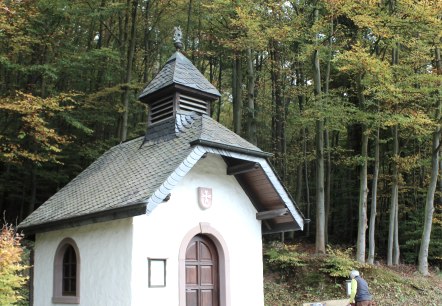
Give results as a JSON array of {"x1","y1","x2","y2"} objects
[
  {"x1": 262, "y1": 222, "x2": 301, "y2": 235},
  {"x1": 227, "y1": 162, "x2": 259, "y2": 175},
  {"x1": 256, "y1": 208, "x2": 288, "y2": 220}
]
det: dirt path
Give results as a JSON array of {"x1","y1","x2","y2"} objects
[{"x1": 302, "y1": 298, "x2": 348, "y2": 306}]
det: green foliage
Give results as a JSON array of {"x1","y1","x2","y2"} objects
[
  {"x1": 0, "y1": 224, "x2": 29, "y2": 305},
  {"x1": 264, "y1": 242, "x2": 306, "y2": 272},
  {"x1": 319, "y1": 246, "x2": 366, "y2": 278},
  {"x1": 264, "y1": 242, "x2": 305, "y2": 275},
  {"x1": 0, "y1": 92, "x2": 73, "y2": 165}
]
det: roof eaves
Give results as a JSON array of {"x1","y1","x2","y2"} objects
[
  {"x1": 200, "y1": 146, "x2": 305, "y2": 231},
  {"x1": 189, "y1": 139, "x2": 273, "y2": 158},
  {"x1": 265, "y1": 160, "x2": 306, "y2": 220},
  {"x1": 18, "y1": 202, "x2": 147, "y2": 235},
  {"x1": 260, "y1": 161, "x2": 305, "y2": 229}
]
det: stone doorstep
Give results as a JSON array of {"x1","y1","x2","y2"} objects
[{"x1": 302, "y1": 298, "x2": 349, "y2": 306}]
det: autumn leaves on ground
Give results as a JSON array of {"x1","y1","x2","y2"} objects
[{"x1": 263, "y1": 242, "x2": 442, "y2": 306}]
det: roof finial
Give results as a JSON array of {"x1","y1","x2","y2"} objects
[{"x1": 173, "y1": 26, "x2": 183, "y2": 51}]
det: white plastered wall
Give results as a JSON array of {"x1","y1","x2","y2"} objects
[
  {"x1": 131, "y1": 153, "x2": 264, "y2": 306},
  {"x1": 33, "y1": 153, "x2": 264, "y2": 306},
  {"x1": 33, "y1": 218, "x2": 133, "y2": 306}
]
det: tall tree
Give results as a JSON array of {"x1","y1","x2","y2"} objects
[
  {"x1": 418, "y1": 46, "x2": 441, "y2": 275},
  {"x1": 232, "y1": 54, "x2": 242, "y2": 135},
  {"x1": 368, "y1": 126, "x2": 380, "y2": 265},
  {"x1": 312, "y1": 3, "x2": 325, "y2": 254},
  {"x1": 388, "y1": 43, "x2": 400, "y2": 266},
  {"x1": 120, "y1": 0, "x2": 139, "y2": 142},
  {"x1": 356, "y1": 72, "x2": 369, "y2": 263},
  {"x1": 246, "y1": 47, "x2": 257, "y2": 145}
]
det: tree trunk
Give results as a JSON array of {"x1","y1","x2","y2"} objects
[
  {"x1": 246, "y1": 48, "x2": 257, "y2": 145},
  {"x1": 28, "y1": 167, "x2": 37, "y2": 217},
  {"x1": 418, "y1": 46, "x2": 441, "y2": 275},
  {"x1": 0, "y1": 164, "x2": 11, "y2": 216},
  {"x1": 388, "y1": 124, "x2": 399, "y2": 266},
  {"x1": 232, "y1": 54, "x2": 242, "y2": 135},
  {"x1": 324, "y1": 20, "x2": 333, "y2": 244},
  {"x1": 303, "y1": 126, "x2": 311, "y2": 238},
  {"x1": 313, "y1": 50, "x2": 325, "y2": 253},
  {"x1": 216, "y1": 57, "x2": 222, "y2": 122},
  {"x1": 297, "y1": 67, "x2": 310, "y2": 237},
  {"x1": 357, "y1": 127, "x2": 369, "y2": 263},
  {"x1": 142, "y1": 0, "x2": 151, "y2": 83},
  {"x1": 356, "y1": 73, "x2": 368, "y2": 263},
  {"x1": 315, "y1": 117, "x2": 326, "y2": 254},
  {"x1": 394, "y1": 193, "x2": 400, "y2": 265},
  {"x1": 312, "y1": 5, "x2": 325, "y2": 253},
  {"x1": 368, "y1": 127, "x2": 380, "y2": 264},
  {"x1": 185, "y1": 0, "x2": 193, "y2": 51},
  {"x1": 296, "y1": 162, "x2": 303, "y2": 205},
  {"x1": 120, "y1": 0, "x2": 139, "y2": 142},
  {"x1": 270, "y1": 39, "x2": 285, "y2": 174},
  {"x1": 388, "y1": 42, "x2": 400, "y2": 266}
]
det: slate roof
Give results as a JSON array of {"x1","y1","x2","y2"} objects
[
  {"x1": 139, "y1": 51, "x2": 221, "y2": 101},
  {"x1": 18, "y1": 114, "x2": 271, "y2": 232}
]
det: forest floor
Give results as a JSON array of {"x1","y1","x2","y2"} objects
[{"x1": 263, "y1": 244, "x2": 442, "y2": 306}]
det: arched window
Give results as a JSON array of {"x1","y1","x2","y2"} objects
[{"x1": 53, "y1": 238, "x2": 80, "y2": 304}]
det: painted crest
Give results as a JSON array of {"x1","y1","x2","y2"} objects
[{"x1": 197, "y1": 187, "x2": 212, "y2": 209}]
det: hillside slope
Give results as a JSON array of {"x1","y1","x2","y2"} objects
[{"x1": 263, "y1": 243, "x2": 442, "y2": 306}]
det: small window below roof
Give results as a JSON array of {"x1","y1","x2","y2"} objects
[{"x1": 53, "y1": 238, "x2": 80, "y2": 304}]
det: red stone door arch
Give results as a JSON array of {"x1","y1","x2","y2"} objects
[{"x1": 185, "y1": 235, "x2": 219, "y2": 306}]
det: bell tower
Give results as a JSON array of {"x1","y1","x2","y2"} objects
[{"x1": 138, "y1": 27, "x2": 220, "y2": 133}]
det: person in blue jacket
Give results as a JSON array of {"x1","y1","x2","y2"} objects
[{"x1": 348, "y1": 270, "x2": 374, "y2": 306}]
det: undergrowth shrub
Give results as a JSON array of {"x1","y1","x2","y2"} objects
[
  {"x1": 264, "y1": 242, "x2": 306, "y2": 278},
  {"x1": 319, "y1": 245, "x2": 366, "y2": 278}
]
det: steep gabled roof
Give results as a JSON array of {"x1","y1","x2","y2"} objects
[
  {"x1": 18, "y1": 113, "x2": 304, "y2": 234},
  {"x1": 139, "y1": 52, "x2": 221, "y2": 101}
]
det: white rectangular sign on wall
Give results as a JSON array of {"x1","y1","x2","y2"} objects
[{"x1": 148, "y1": 258, "x2": 166, "y2": 287}]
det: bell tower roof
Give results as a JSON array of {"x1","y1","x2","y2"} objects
[{"x1": 138, "y1": 51, "x2": 220, "y2": 103}]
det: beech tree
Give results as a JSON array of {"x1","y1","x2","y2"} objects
[{"x1": 418, "y1": 38, "x2": 442, "y2": 276}]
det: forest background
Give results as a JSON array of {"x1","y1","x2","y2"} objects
[{"x1": 0, "y1": 0, "x2": 441, "y2": 274}]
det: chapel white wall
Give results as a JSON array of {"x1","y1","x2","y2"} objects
[
  {"x1": 131, "y1": 153, "x2": 264, "y2": 306},
  {"x1": 33, "y1": 218, "x2": 133, "y2": 306},
  {"x1": 33, "y1": 153, "x2": 264, "y2": 306}
]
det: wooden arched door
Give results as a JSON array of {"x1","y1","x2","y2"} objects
[{"x1": 185, "y1": 235, "x2": 219, "y2": 306}]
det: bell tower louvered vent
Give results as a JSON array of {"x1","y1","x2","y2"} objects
[
  {"x1": 179, "y1": 94, "x2": 208, "y2": 115},
  {"x1": 149, "y1": 95, "x2": 174, "y2": 124}
]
